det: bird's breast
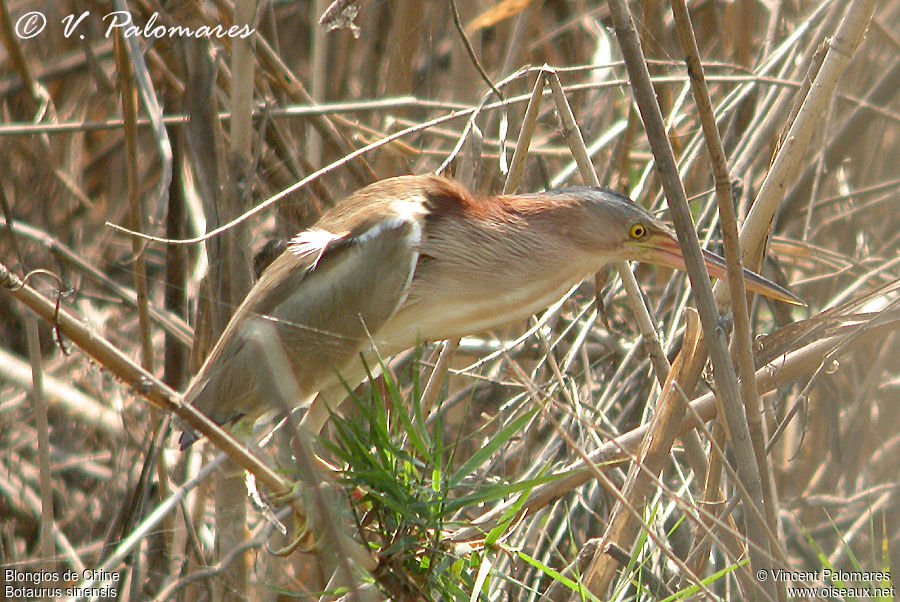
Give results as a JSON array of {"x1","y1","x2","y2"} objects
[
  {"x1": 371, "y1": 213, "x2": 602, "y2": 349},
  {"x1": 376, "y1": 258, "x2": 593, "y2": 349}
]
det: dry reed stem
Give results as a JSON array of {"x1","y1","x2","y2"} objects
[{"x1": 605, "y1": 0, "x2": 775, "y2": 596}]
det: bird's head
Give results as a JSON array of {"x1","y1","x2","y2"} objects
[{"x1": 543, "y1": 187, "x2": 802, "y2": 305}]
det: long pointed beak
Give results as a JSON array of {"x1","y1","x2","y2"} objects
[{"x1": 646, "y1": 235, "x2": 804, "y2": 306}]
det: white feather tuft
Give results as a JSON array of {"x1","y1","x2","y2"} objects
[{"x1": 288, "y1": 229, "x2": 341, "y2": 270}]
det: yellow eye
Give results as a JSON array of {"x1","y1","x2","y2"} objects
[{"x1": 629, "y1": 223, "x2": 646, "y2": 239}]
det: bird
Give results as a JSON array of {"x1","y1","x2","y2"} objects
[{"x1": 178, "y1": 174, "x2": 800, "y2": 448}]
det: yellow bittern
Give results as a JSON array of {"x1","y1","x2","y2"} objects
[{"x1": 179, "y1": 174, "x2": 799, "y2": 447}]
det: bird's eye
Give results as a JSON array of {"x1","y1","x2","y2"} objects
[{"x1": 629, "y1": 223, "x2": 646, "y2": 239}]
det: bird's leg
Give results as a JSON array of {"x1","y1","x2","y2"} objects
[
  {"x1": 300, "y1": 353, "x2": 383, "y2": 436},
  {"x1": 300, "y1": 384, "x2": 347, "y2": 436}
]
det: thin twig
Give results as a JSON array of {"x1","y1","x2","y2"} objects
[{"x1": 448, "y1": 0, "x2": 504, "y2": 100}]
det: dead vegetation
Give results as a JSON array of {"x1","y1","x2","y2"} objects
[{"x1": 1, "y1": 0, "x2": 899, "y2": 600}]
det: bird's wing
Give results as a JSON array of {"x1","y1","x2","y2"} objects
[{"x1": 181, "y1": 216, "x2": 422, "y2": 439}]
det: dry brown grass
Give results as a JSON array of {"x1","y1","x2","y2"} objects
[{"x1": 1, "y1": 1, "x2": 899, "y2": 600}]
